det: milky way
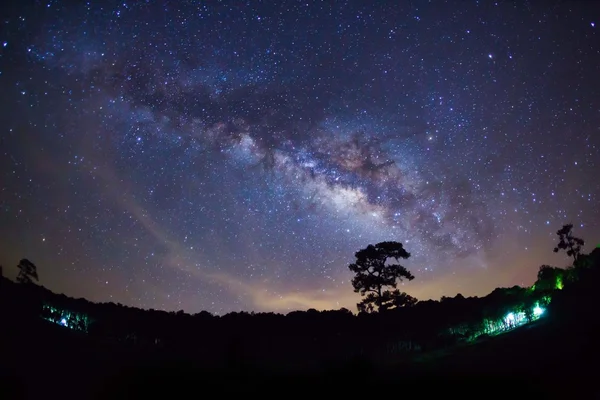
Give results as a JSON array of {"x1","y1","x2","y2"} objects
[{"x1": 1, "y1": 1, "x2": 599, "y2": 314}]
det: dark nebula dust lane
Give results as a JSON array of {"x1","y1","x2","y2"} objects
[{"x1": 0, "y1": 1, "x2": 598, "y2": 314}]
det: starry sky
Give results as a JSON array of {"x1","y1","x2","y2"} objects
[{"x1": 0, "y1": 0, "x2": 598, "y2": 314}]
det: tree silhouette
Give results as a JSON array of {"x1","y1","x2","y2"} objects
[
  {"x1": 16, "y1": 259, "x2": 39, "y2": 284},
  {"x1": 386, "y1": 289, "x2": 418, "y2": 309},
  {"x1": 348, "y1": 241, "x2": 415, "y2": 313},
  {"x1": 553, "y1": 224, "x2": 584, "y2": 264}
]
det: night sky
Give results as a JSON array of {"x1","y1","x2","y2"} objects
[{"x1": 0, "y1": 1, "x2": 598, "y2": 314}]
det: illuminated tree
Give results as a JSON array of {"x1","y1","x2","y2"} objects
[
  {"x1": 348, "y1": 241, "x2": 415, "y2": 313},
  {"x1": 553, "y1": 224, "x2": 585, "y2": 264},
  {"x1": 535, "y1": 265, "x2": 564, "y2": 291},
  {"x1": 16, "y1": 259, "x2": 39, "y2": 284}
]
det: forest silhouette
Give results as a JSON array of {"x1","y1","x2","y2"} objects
[{"x1": 1, "y1": 224, "x2": 599, "y2": 398}]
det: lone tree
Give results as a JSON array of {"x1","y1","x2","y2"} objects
[
  {"x1": 348, "y1": 241, "x2": 415, "y2": 313},
  {"x1": 16, "y1": 259, "x2": 39, "y2": 284},
  {"x1": 553, "y1": 224, "x2": 584, "y2": 264}
]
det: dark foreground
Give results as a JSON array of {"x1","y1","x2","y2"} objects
[{"x1": 1, "y1": 314, "x2": 598, "y2": 399}]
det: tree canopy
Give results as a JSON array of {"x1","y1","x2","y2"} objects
[
  {"x1": 348, "y1": 241, "x2": 415, "y2": 313},
  {"x1": 16, "y1": 259, "x2": 39, "y2": 284},
  {"x1": 553, "y1": 223, "x2": 584, "y2": 264}
]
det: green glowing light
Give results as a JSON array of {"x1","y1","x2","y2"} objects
[
  {"x1": 505, "y1": 312, "x2": 515, "y2": 323},
  {"x1": 555, "y1": 275, "x2": 563, "y2": 290},
  {"x1": 41, "y1": 304, "x2": 91, "y2": 332}
]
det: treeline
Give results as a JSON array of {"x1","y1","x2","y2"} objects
[
  {"x1": 0, "y1": 277, "x2": 534, "y2": 367},
  {"x1": 1, "y1": 221, "x2": 599, "y2": 368},
  {"x1": 1, "y1": 247, "x2": 598, "y2": 367}
]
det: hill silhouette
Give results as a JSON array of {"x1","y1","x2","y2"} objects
[{"x1": 1, "y1": 245, "x2": 599, "y2": 398}]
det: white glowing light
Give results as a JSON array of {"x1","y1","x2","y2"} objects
[
  {"x1": 60, "y1": 318, "x2": 68, "y2": 326},
  {"x1": 533, "y1": 306, "x2": 544, "y2": 316}
]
